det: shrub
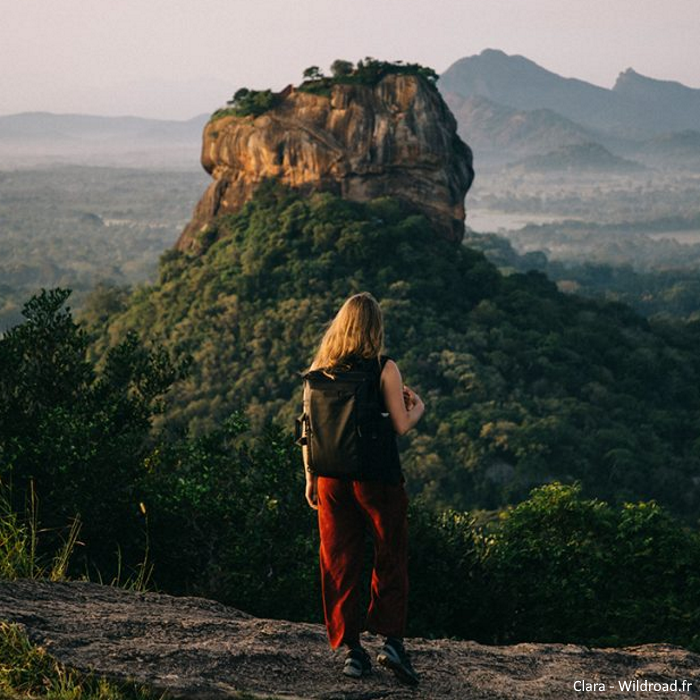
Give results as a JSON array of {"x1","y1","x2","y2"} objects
[
  {"x1": 0, "y1": 289, "x2": 186, "y2": 580},
  {"x1": 141, "y1": 413, "x2": 319, "y2": 622},
  {"x1": 483, "y1": 483, "x2": 700, "y2": 649}
]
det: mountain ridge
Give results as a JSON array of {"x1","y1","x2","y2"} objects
[
  {"x1": 442, "y1": 92, "x2": 593, "y2": 162},
  {"x1": 3, "y1": 50, "x2": 698, "y2": 168},
  {"x1": 441, "y1": 49, "x2": 700, "y2": 137},
  {"x1": 509, "y1": 142, "x2": 645, "y2": 173},
  {"x1": 0, "y1": 111, "x2": 210, "y2": 168}
]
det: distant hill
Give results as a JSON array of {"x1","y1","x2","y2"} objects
[
  {"x1": 509, "y1": 142, "x2": 645, "y2": 173},
  {"x1": 613, "y1": 69, "x2": 700, "y2": 133},
  {"x1": 0, "y1": 112, "x2": 208, "y2": 168},
  {"x1": 0, "y1": 112, "x2": 207, "y2": 140},
  {"x1": 440, "y1": 49, "x2": 700, "y2": 138},
  {"x1": 631, "y1": 130, "x2": 700, "y2": 170},
  {"x1": 443, "y1": 94, "x2": 592, "y2": 164}
]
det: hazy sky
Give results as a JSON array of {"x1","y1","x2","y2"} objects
[{"x1": 2, "y1": 0, "x2": 699, "y2": 120}]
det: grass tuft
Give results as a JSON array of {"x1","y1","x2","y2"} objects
[
  {"x1": 0, "y1": 622, "x2": 289, "y2": 699},
  {"x1": 1, "y1": 483, "x2": 82, "y2": 583},
  {"x1": 0, "y1": 621, "x2": 166, "y2": 699}
]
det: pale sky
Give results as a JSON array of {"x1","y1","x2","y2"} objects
[{"x1": 2, "y1": 0, "x2": 699, "y2": 120}]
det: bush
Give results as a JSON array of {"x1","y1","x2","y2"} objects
[
  {"x1": 0, "y1": 289, "x2": 187, "y2": 580},
  {"x1": 211, "y1": 88, "x2": 281, "y2": 121},
  {"x1": 483, "y1": 483, "x2": 700, "y2": 649},
  {"x1": 407, "y1": 504, "x2": 484, "y2": 639},
  {"x1": 141, "y1": 413, "x2": 320, "y2": 622}
]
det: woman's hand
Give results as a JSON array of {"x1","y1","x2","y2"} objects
[
  {"x1": 381, "y1": 361, "x2": 425, "y2": 436},
  {"x1": 403, "y1": 385, "x2": 418, "y2": 410},
  {"x1": 305, "y1": 473, "x2": 318, "y2": 510}
]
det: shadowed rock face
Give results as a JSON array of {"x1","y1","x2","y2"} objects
[{"x1": 177, "y1": 74, "x2": 474, "y2": 253}]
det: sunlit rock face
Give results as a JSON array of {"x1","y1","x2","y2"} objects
[{"x1": 177, "y1": 74, "x2": 474, "y2": 253}]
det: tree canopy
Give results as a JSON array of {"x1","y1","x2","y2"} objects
[{"x1": 85, "y1": 184, "x2": 700, "y2": 518}]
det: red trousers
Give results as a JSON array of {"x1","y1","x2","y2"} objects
[{"x1": 316, "y1": 476, "x2": 409, "y2": 649}]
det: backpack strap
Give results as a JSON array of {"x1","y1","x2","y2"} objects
[
  {"x1": 295, "y1": 375, "x2": 311, "y2": 446},
  {"x1": 295, "y1": 413, "x2": 308, "y2": 446}
]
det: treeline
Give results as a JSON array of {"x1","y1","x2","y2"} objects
[
  {"x1": 509, "y1": 221, "x2": 700, "y2": 271},
  {"x1": 469, "y1": 170, "x2": 700, "y2": 224},
  {"x1": 84, "y1": 184, "x2": 700, "y2": 517},
  {"x1": 467, "y1": 230, "x2": 700, "y2": 319},
  {"x1": 297, "y1": 57, "x2": 439, "y2": 93},
  {"x1": 1, "y1": 294, "x2": 699, "y2": 650}
]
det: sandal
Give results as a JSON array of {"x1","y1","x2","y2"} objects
[
  {"x1": 343, "y1": 646, "x2": 372, "y2": 678},
  {"x1": 377, "y1": 637, "x2": 420, "y2": 686}
]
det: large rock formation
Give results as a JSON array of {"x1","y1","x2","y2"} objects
[
  {"x1": 176, "y1": 74, "x2": 474, "y2": 253},
  {"x1": 2, "y1": 580, "x2": 699, "y2": 699}
]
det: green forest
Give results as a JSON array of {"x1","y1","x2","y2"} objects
[
  {"x1": 84, "y1": 184, "x2": 700, "y2": 517},
  {"x1": 4, "y1": 183, "x2": 700, "y2": 652},
  {"x1": 465, "y1": 166, "x2": 700, "y2": 318},
  {"x1": 466, "y1": 229, "x2": 700, "y2": 320}
]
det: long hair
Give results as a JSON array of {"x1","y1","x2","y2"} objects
[{"x1": 310, "y1": 292, "x2": 384, "y2": 371}]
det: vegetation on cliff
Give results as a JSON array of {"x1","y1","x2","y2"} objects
[
  {"x1": 297, "y1": 57, "x2": 439, "y2": 95},
  {"x1": 211, "y1": 88, "x2": 280, "y2": 120},
  {"x1": 210, "y1": 58, "x2": 440, "y2": 121}
]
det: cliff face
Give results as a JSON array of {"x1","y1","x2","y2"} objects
[{"x1": 176, "y1": 74, "x2": 474, "y2": 252}]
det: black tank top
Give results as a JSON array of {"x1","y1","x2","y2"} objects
[{"x1": 340, "y1": 354, "x2": 403, "y2": 484}]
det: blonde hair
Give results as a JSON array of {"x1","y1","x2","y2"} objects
[{"x1": 310, "y1": 292, "x2": 384, "y2": 371}]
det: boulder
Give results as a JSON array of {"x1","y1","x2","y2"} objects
[{"x1": 177, "y1": 74, "x2": 474, "y2": 253}]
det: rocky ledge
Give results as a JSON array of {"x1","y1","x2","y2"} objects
[
  {"x1": 1, "y1": 580, "x2": 699, "y2": 699},
  {"x1": 177, "y1": 74, "x2": 474, "y2": 253}
]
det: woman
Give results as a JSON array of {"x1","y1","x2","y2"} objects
[{"x1": 301, "y1": 292, "x2": 425, "y2": 685}]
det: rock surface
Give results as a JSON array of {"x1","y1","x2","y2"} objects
[
  {"x1": 176, "y1": 75, "x2": 474, "y2": 253},
  {"x1": 1, "y1": 580, "x2": 699, "y2": 699}
]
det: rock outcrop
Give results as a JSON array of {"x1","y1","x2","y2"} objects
[
  {"x1": 2, "y1": 580, "x2": 699, "y2": 699},
  {"x1": 176, "y1": 74, "x2": 474, "y2": 253}
]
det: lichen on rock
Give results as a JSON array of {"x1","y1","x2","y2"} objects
[{"x1": 177, "y1": 73, "x2": 474, "y2": 253}]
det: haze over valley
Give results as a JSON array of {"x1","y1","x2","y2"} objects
[{"x1": 2, "y1": 50, "x2": 700, "y2": 330}]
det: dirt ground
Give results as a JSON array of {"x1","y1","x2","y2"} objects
[{"x1": 1, "y1": 580, "x2": 698, "y2": 699}]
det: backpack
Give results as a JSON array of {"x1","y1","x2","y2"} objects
[{"x1": 296, "y1": 356, "x2": 398, "y2": 478}]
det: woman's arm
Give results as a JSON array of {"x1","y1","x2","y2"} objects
[
  {"x1": 301, "y1": 386, "x2": 318, "y2": 510},
  {"x1": 303, "y1": 444, "x2": 318, "y2": 510},
  {"x1": 380, "y1": 360, "x2": 425, "y2": 436}
]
